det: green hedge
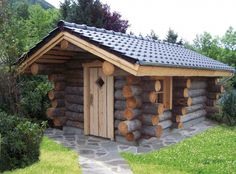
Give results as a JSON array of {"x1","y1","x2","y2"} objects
[{"x1": 0, "y1": 111, "x2": 45, "y2": 172}]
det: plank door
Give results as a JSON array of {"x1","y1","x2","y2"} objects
[{"x1": 89, "y1": 67, "x2": 114, "y2": 139}]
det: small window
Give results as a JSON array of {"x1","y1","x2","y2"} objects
[{"x1": 154, "y1": 77, "x2": 172, "y2": 110}]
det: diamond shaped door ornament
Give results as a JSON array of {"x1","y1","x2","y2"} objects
[{"x1": 96, "y1": 77, "x2": 104, "y2": 88}]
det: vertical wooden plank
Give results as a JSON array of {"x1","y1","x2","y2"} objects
[
  {"x1": 89, "y1": 68, "x2": 94, "y2": 135},
  {"x1": 107, "y1": 75, "x2": 114, "y2": 140},
  {"x1": 93, "y1": 68, "x2": 99, "y2": 136},
  {"x1": 98, "y1": 68, "x2": 107, "y2": 137},
  {"x1": 83, "y1": 66, "x2": 90, "y2": 135},
  {"x1": 169, "y1": 77, "x2": 173, "y2": 109}
]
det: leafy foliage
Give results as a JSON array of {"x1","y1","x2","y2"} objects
[
  {"x1": 220, "y1": 90, "x2": 236, "y2": 126},
  {"x1": 0, "y1": 2, "x2": 58, "y2": 118},
  {"x1": 19, "y1": 76, "x2": 52, "y2": 120},
  {"x1": 0, "y1": 111, "x2": 46, "y2": 172},
  {"x1": 4, "y1": 137, "x2": 81, "y2": 174},
  {"x1": 60, "y1": 0, "x2": 129, "y2": 33}
]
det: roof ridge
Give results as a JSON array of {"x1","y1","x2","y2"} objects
[{"x1": 57, "y1": 20, "x2": 184, "y2": 48}]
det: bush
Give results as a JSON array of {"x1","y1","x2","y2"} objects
[
  {"x1": 0, "y1": 111, "x2": 46, "y2": 172},
  {"x1": 220, "y1": 90, "x2": 236, "y2": 126}
]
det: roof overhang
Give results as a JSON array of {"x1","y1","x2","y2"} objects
[{"x1": 17, "y1": 31, "x2": 234, "y2": 77}]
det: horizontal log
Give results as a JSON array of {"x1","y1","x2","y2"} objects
[
  {"x1": 205, "y1": 106, "x2": 220, "y2": 114},
  {"x1": 48, "y1": 74, "x2": 65, "y2": 82},
  {"x1": 206, "y1": 99, "x2": 217, "y2": 106},
  {"x1": 142, "y1": 110, "x2": 171, "y2": 126},
  {"x1": 65, "y1": 86, "x2": 83, "y2": 95},
  {"x1": 126, "y1": 96, "x2": 142, "y2": 109},
  {"x1": 141, "y1": 125, "x2": 162, "y2": 138},
  {"x1": 53, "y1": 117, "x2": 67, "y2": 127},
  {"x1": 53, "y1": 82, "x2": 66, "y2": 91},
  {"x1": 66, "y1": 61, "x2": 83, "y2": 69},
  {"x1": 114, "y1": 100, "x2": 126, "y2": 110},
  {"x1": 51, "y1": 99, "x2": 65, "y2": 108},
  {"x1": 173, "y1": 97, "x2": 192, "y2": 106},
  {"x1": 159, "y1": 110, "x2": 172, "y2": 122},
  {"x1": 30, "y1": 63, "x2": 65, "y2": 75},
  {"x1": 48, "y1": 90, "x2": 64, "y2": 100},
  {"x1": 207, "y1": 93, "x2": 220, "y2": 100},
  {"x1": 142, "y1": 103, "x2": 164, "y2": 115},
  {"x1": 142, "y1": 91, "x2": 158, "y2": 103},
  {"x1": 114, "y1": 90, "x2": 126, "y2": 100},
  {"x1": 176, "y1": 116, "x2": 205, "y2": 129},
  {"x1": 191, "y1": 96, "x2": 207, "y2": 105},
  {"x1": 125, "y1": 131, "x2": 141, "y2": 141},
  {"x1": 115, "y1": 135, "x2": 138, "y2": 146},
  {"x1": 176, "y1": 109, "x2": 207, "y2": 123},
  {"x1": 174, "y1": 78, "x2": 191, "y2": 88},
  {"x1": 66, "y1": 78, "x2": 83, "y2": 84},
  {"x1": 65, "y1": 111, "x2": 84, "y2": 121},
  {"x1": 124, "y1": 108, "x2": 141, "y2": 120},
  {"x1": 122, "y1": 85, "x2": 142, "y2": 98},
  {"x1": 66, "y1": 81, "x2": 83, "y2": 87},
  {"x1": 207, "y1": 78, "x2": 219, "y2": 85},
  {"x1": 65, "y1": 120, "x2": 84, "y2": 129},
  {"x1": 65, "y1": 102, "x2": 83, "y2": 113},
  {"x1": 114, "y1": 120, "x2": 121, "y2": 128},
  {"x1": 142, "y1": 80, "x2": 162, "y2": 92},
  {"x1": 65, "y1": 95, "x2": 83, "y2": 105},
  {"x1": 118, "y1": 119, "x2": 142, "y2": 135},
  {"x1": 114, "y1": 110, "x2": 126, "y2": 121},
  {"x1": 114, "y1": 80, "x2": 126, "y2": 89},
  {"x1": 46, "y1": 108, "x2": 65, "y2": 119},
  {"x1": 126, "y1": 75, "x2": 141, "y2": 85},
  {"x1": 174, "y1": 88, "x2": 206, "y2": 98},
  {"x1": 189, "y1": 80, "x2": 207, "y2": 89},
  {"x1": 173, "y1": 104, "x2": 205, "y2": 115},
  {"x1": 209, "y1": 85, "x2": 224, "y2": 93},
  {"x1": 158, "y1": 120, "x2": 172, "y2": 129}
]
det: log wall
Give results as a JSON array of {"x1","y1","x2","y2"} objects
[
  {"x1": 172, "y1": 77, "x2": 223, "y2": 129},
  {"x1": 47, "y1": 60, "x2": 85, "y2": 129}
]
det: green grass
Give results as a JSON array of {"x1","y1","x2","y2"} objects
[
  {"x1": 122, "y1": 126, "x2": 236, "y2": 174},
  {"x1": 4, "y1": 137, "x2": 81, "y2": 174}
]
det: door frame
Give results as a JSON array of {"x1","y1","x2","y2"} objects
[{"x1": 82, "y1": 60, "x2": 114, "y2": 140}]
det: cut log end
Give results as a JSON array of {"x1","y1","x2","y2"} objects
[
  {"x1": 149, "y1": 91, "x2": 158, "y2": 103},
  {"x1": 30, "y1": 63, "x2": 39, "y2": 75},
  {"x1": 102, "y1": 61, "x2": 115, "y2": 76},
  {"x1": 61, "y1": 40, "x2": 69, "y2": 49}
]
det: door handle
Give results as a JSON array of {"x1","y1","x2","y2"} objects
[{"x1": 90, "y1": 94, "x2": 93, "y2": 105}]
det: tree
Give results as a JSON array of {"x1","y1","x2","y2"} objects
[
  {"x1": 147, "y1": 30, "x2": 159, "y2": 40},
  {"x1": 60, "y1": 0, "x2": 129, "y2": 33},
  {"x1": 191, "y1": 27, "x2": 236, "y2": 88},
  {"x1": 164, "y1": 28, "x2": 183, "y2": 45}
]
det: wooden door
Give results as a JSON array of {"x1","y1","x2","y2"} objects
[{"x1": 88, "y1": 67, "x2": 114, "y2": 139}]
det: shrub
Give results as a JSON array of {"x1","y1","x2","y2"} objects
[
  {"x1": 220, "y1": 90, "x2": 236, "y2": 126},
  {"x1": 0, "y1": 111, "x2": 46, "y2": 172}
]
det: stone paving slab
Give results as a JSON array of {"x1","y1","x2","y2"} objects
[{"x1": 44, "y1": 119, "x2": 217, "y2": 174}]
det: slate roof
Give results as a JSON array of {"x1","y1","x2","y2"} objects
[{"x1": 17, "y1": 20, "x2": 235, "y2": 72}]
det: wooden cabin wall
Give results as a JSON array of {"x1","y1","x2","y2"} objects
[
  {"x1": 172, "y1": 77, "x2": 223, "y2": 129},
  {"x1": 47, "y1": 60, "x2": 85, "y2": 129}
]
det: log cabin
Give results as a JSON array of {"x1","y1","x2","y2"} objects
[{"x1": 16, "y1": 21, "x2": 235, "y2": 145}]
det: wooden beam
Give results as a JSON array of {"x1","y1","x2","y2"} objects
[
  {"x1": 17, "y1": 32, "x2": 64, "y2": 74},
  {"x1": 63, "y1": 32, "x2": 139, "y2": 75},
  {"x1": 41, "y1": 55, "x2": 72, "y2": 59},
  {"x1": 137, "y1": 66, "x2": 233, "y2": 77},
  {"x1": 36, "y1": 59, "x2": 67, "y2": 64},
  {"x1": 46, "y1": 50, "x2": 80, "y2": 56}
]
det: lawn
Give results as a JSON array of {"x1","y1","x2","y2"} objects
[
  {"x1": 4, "y1": 137, "x2": 81, "y2": 174},
  {"x1": 122, "y1": 126, "x2": 236, "y2": 174}
]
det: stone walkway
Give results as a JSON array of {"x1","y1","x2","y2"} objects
[{"x1": 44, "y1": 119, "x2": 217, "y2": 174}]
